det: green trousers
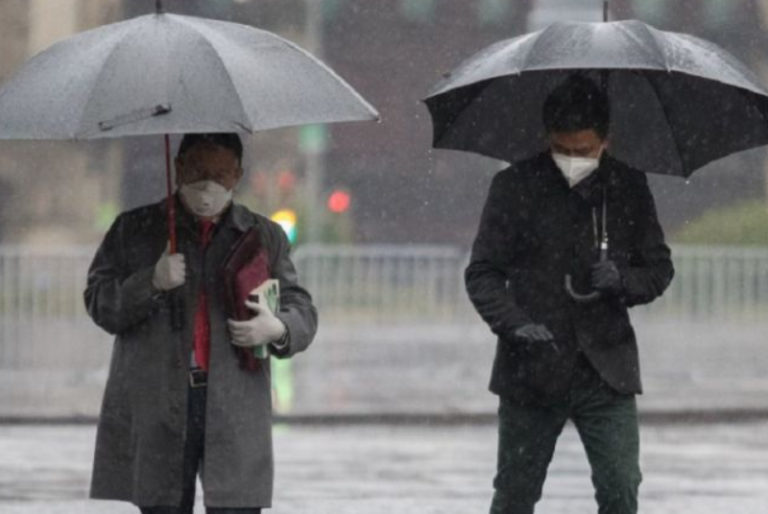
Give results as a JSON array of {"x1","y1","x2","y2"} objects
[{"x1": 490, "y1": 354, "x2": 641, "y2": 514}]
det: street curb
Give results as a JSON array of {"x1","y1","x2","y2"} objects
[{"x1": 2, "y1": 409, "x2": 768, "y2": 426}]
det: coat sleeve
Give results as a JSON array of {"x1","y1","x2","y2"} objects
[
  {"x1": 268, "y1": 225, "x2": 318, "y2": 358},
  {"x1": 465, "y1": 171, "x2": 534, "y2": 339},
  {"x1": 83, "y1": 214, "x2": 162, "y2": 335},
  {"x1": 619, "y1": 174, "x2": 675, "y2": 306}
]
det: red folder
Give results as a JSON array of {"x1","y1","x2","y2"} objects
[{"x1": 221, "y1": 227, "x2": 270, "y2": 371}]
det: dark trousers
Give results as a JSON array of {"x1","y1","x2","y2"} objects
[
  {"x1": 140, "y1": 385, "x2": 262, "y2": 514},
  {"x1": 490, "y1": 354, "x2": 641, "y2": 514}
]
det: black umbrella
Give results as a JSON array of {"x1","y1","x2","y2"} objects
[{"x1": 424, "y1": 19, "x2": 768, "y2": 178}]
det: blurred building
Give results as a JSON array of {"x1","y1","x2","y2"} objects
[{"x1": 0, "y1": 0, "x2": 123, "y2": 246}]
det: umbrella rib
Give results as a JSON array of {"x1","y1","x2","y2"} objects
[
  {"x1": 430, "y1": 79, "x2": 497, "y2": 148},
  {"x1": 180, "y1": 30, "x2": 252, "y2": 131},
  {"x1": 673, "y1": 33, "x2": 768, "y2": 96},
  {"x1": 520, "y1": 27, "x2": 551, "y2": 71},
  {"x1": 643, "y1": 73, "x2": 687, "y2": 176},
  {"x1": 633, "y1": 22, "x2": 671, "y2": 72},
  {"x1": 73, "y1": 29, "x2": 134, "y2": 138},
  {"x1": 180, "y1": 14, "x2": 377, "y2": 128},
  {"x1": 174, "y1": 16, "x2": 377, "y2": 128},
  {"x1": 276, "y1": 39, "x2": 380, "y2": 120}
]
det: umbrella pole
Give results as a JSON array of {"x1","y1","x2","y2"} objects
[
  {"x1": 164, "y1": 133, "x2": 184, "y2": 331},
  {"x1": 599, "y1": 5, "x2": 610, "y2": 148},
  {"x1": 165, "y1": 133, "x2": 177, "y2": 253}
]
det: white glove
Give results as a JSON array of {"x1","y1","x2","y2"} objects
[
  {"x1": 151, "y1": 243, "x2": 186, "y2": 291},
  {"x1": 228, "y1": 295, "x2": 287, "y2": 348}
]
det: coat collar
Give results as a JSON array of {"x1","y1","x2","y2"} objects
[{"x1": 222, "y1": 202, "x2": 255, "y2": 233}]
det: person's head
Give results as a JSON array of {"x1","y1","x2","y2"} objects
[
  {"x1": 543, "y1": 75, "x2": 610, "y2": 159},
  {"x1": 175, "y1": 133, "x2": 244, "y2": 219}
]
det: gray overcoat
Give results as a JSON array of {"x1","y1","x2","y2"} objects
[{"x1": 84, "y1": 197, "x2": 317, "y2": 508}]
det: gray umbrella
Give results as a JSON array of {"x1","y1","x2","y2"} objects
[
  {"x1": 425, "y1": 19, "x2": 768, "y2": 178},
  {"x1": 0, "y1": 10, "x2": 378, "y2": 138},
  {"x1": 0, "y1": 4, "x2": 378, "y2": 251}
]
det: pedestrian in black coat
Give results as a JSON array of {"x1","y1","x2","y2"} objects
[{"x1": 465, "y1": 75, "x2": 673, "y2": 514}]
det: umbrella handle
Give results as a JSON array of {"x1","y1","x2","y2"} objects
[{"x1": 564, "y1": 274, "x2": 602, "y2": 303}]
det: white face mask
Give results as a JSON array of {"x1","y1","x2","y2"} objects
[
  {"x1": 552, "y1": 150, "x2": 603, "y2": 188},
  {"x1": 179, "y1": 180, "x2": 233, "y2": 218}
]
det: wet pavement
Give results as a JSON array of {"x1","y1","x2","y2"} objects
[
  {"x1": 289, "y1": 320, "x2": 768, "y2": 417},
  {"x1": 4, "y1": 319, "x2": 767, "y2": 420},
  {"x1": 1, "y1": 420, "x2": 767, "y2": 514},
  {"x1": 2, "y1": 318, "x2": 767, "y2": 513}
]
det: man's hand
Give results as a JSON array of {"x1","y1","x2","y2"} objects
[
  {"x1": 228, "y1": 295, "x2": 287, "y2": 348},
  {"x1": 152, "y1": 244, "x2": 186, "y2": 291},
  {"x1": 514, "y1": 323, "x2": 554, "y2": 343},
  {"x1": 591, "y1": 260, "x2": 622, "y2": 295}
]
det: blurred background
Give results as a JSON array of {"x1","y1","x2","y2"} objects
[{"x1": 0, "y1": 0, "x2": 766, "y2": 421}]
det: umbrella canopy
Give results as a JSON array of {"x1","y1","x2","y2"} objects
[
  {"x1": 0, "y1": 12, "x2": 378, "y2": 139},
  {"x1": 425, "y1": 19, "x2": 768, "y2": 177}
]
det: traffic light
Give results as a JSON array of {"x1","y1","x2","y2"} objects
[
  {"x1": 276, "y1": 170, "x2": 296, "y2": 193},
  {"x1": 270, "y1": 209, "x2": 298, "y2": 244},
  {"x1": 327, "y1": 189, "x2": 351, "y2": 214}
]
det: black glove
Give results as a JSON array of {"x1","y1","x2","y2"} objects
[
  {"x1": 591, "y1": 260, "x2": 622, "y2": 295},
  {"x1": 513, "y1": 323, "x2": 554, "y2": 343}
]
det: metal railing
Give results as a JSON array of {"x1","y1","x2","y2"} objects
[
  {"x1": 0, "y1": 242, "x2": 766, "y2": 418},
  {"x1": 293, "y1": 244, "x2": 470, "y2": 325},
  {"x1": 1, "y1": 243, "x2": 766, "y2": 370},
  {"x1": 646, "y1": 245, "x2": 768, "y2": 322},
  {"x1": 0, "y1": 245, "x2": 108, "y2": 371},
  {"x1": 292, "y1": 244, "x2": 768, "y2": 325}
]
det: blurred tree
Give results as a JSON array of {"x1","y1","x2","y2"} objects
[
  {"x1": 673, "y1": 200, "x2": 768, "y2": 245},
  {"x1": 399, "y1": 0, "x2": 437, "y2": 24},
  {"x1": 477, "y1": 0, "x2": 533, "y2": 30}
]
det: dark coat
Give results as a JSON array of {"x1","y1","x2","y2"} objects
[
  {"x1": 84, "y1": 198, "x2": 317, "y2": 508},
  {"x1": 465, "y1": 152, "x2": 673, "y2": 403}
]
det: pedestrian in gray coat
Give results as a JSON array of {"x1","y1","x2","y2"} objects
[{"x1": 84, "y1": 133, "x2": 318, "y2": 513}]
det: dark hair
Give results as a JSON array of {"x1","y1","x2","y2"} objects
[
  {"x1": 177, "y1": 133, "x2": 243, "y2": 162},
  {"x1": 542, "y1": 75, "x2": 610, "y2": 138}
]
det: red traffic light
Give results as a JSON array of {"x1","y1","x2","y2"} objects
[{"x1": 327, "y1": 190, "x2": 351, "y2": 213}]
